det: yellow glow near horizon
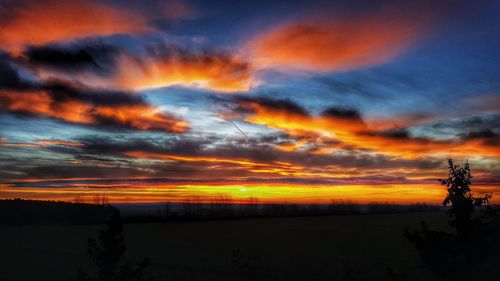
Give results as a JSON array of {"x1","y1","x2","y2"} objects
[{"x1": 2, "y1": 182, "x2": 498, "y2": 204}]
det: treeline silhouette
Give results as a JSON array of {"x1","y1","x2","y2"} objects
[
  {"x1": 125, "y1": 199, "x2": 440, "y2": 223},
  {"x1": 0, "y1": 198, "x2": 116, "y2": 225},
  {"x1": 0, "y1": 197, "x2": 440, "y2": 225}
]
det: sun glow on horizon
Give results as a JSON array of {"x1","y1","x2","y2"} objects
[{"x1": 3, "y1": 181, "x2": 498, "y2": 205}]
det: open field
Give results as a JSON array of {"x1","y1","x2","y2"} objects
[
  {"x1": 0, "y1": 213, "x2": 447, "y2": 281},
  {"x1": 0, "y1": 212, "x2": 451, "y2": 281}
]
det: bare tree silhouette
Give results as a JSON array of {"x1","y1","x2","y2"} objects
[
  {"x1": 92, "y1": 194, "x2": 109, "y2": 206},
  {"x1": 74, "y1": 195, "x2": 86, "y2": 204},
  {"x1": 181, "y1": 195, "x2": 202, "y2": 218}
]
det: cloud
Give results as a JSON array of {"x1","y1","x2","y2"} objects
[
  {"x1": 10, "y1": 134, "x2": 443, "y2": 182},
  {"x1": 460, "y1": 130, "x2": 498, "y2": 141},
  {"x1": 458, "y1": 129, "x2": 499, "y2": 147},
  {"x1": 0, "y1": 137, "x2": 83, "y2": 148},
  {"x1": 0, "y1": 52, "x2": 31, "y2": 90},
  {"x1": 17, "y1": 41, "x2": 253, "y2": 93},
  {"x1": 3, "y1": 133, "x2": 498, "y2": 201},
  {"x1": 0, "y1": 85, "x2": 189, "y2": 133},
  {"x1": 233, "y1": 97, "x2": 367, "y2": 140},
  {"x1": 0, "y1": 0, "x2": 149, "y2": 52},
  {"x1": 235, "y1": 97, "x2": 310, "y2": 116},
  {"x1": 362, "y1": 128, "x2": 411, "y2": 140},
  {"x1": 248, "y1": 5, "x2": 429, "y2": 71},
  {"x1": 227, "y1": 97, "x2": 500, "y2": 158},
  {"x1": 0, "y1": 56, "x2": 189, "y2": 132},
  {"x1": 0, "y1": 1, "x2": 252, "y2": 93},
  {"x1": 322, "y1": 107, "x2": 364, "y2": 122},
  {"x1": 463, "y1": 94, "x2": 500, "y2": 113},
  {"x1": 105, "y1": 45, "x2": 253, "y2": 93},
  {"x1": 430, "y1": 114, "x2": 500, "y2": 133},
  {"x1": 19, "y1": 41, "x2": 119, "y2": 75},
  {"x1": 81, "y1": 134, "x2": 443, "y2": 171},
  {"x1": 366, "y1": 112, "x2": 438, "y2": 131}
]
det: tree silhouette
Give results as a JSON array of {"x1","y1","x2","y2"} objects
[
  {"x1": 440, "y1": 158, "x2": 491, "y2": 236},
  {"x1": 77, "y1": 210, "x2": 154, "y2": 281},
  {"x1": 405, "y1": 158, "x2": 499, "y2": 281}
]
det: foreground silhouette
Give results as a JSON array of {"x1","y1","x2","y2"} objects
[
  {"x1": 77, "y1": 211, "x2": 154, "y2": 281},
  {"x1": 405, "y1": 158, "x2": 500, "y2": 280}
]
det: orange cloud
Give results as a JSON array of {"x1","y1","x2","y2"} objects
[
  {"x1": 25, "y1": 45, "x2": 253, "y2": 93},
  {"x1": 121, "y1": 150, "x2": 415, "y2": 181},
  {"x1": 0, "y1": 138, "x2": 83, "y2": 148},
  {"x1": 0, "y1": 138, "x2": 38, "y2": 148},
  {"x1": 234, "y1": 98, "x2": 500, "y2": 158},
  {"x1": 237, "y1": 98, "x2": 367, "y2": 140},
  {"x1": 0, "y1": 0, "x2": 251, "y2": 93},
  {"x1": 0, "y1": 90, "x2": 189, "y2": 132},
  {"x1": 93, "y1": 104, "x2": 189, "y2": 133},
  {"x1": 125, "y1": 151, "x2": 268, "y2": 167},
  {"x1": 35, "y1": 139, "x2": 83, "y2": 147},
  {"x1": 124, "y1": 151, "x2": 308, "y2": 177},
  {"x1": 123, "y1": 150, "x2": 376, "y2": 180},
  {"x1": 107, "y1": 51, "x2": 252, "y2": 93},
  {"x1": 249, "y1": 8, "x2": 426, "y2": 71},
  {"x1": 0, "y1": 0, "x2": 154, "y2": 52}
]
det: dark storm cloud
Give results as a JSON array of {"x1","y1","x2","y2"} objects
[
  {"x1": 41, "y1": 81, "x2": 144, "y2": 106},
  {"x1": 430, "y1": 114, "x2": 500, "y2": 132},
  {"x1": 233, "y1": 97, "x2": 366, "y2": 126},
  {"x1": 20, "y1": 41, "x2": 119, "y2": 75},
  {"x1": 483, "y1": 137, "x2": 500, "y2": 147},
  {"x1": 74, "y1": 135, "x2": 211, "y2": 155},
  {"x1": 234, "y1": 97, "x2": 310, "y2": 116},
  {"x1": 361, "y1": 128, "x2": 411, "y2": 140},
  {"x1": 460, "y1": 130, "x2": 498, "y2": 140},
  {"x1": 0, "y1": 52, "x2": 33, "y2": 90},
  {"x1": 423, "y1": 114, "x2": 500, "y2": 145},
  {"x1": 459, "y1": 130, "x2": 500, "y2": 147},
  {"x1": 321, "y1": 107, "x2": 364, "y2": 121},
  {"x1": 15, "y1": 164, "x2": 144, "y2": 180}
]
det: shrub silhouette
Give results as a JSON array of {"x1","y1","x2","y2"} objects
[
  {"x1": 77, "y1": 210, "x2": 154, "y2": 281},
  {"x1": 405, "y1": 158, "x2": 499, "y2": 280}
]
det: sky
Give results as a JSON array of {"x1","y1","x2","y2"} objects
[{"x1": 0, "y1": 0, "x2": 499, "y2": 204}]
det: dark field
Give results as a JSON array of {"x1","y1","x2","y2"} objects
[{"x1": 0, "y1": 212, "x2": 450, "y2": 281}]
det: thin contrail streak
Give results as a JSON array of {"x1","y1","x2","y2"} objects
[{"x1": 229, "y1": 120, "x2": 248, "y2": 139}]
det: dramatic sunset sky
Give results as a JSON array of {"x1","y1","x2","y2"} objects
[{"x1": 0, "y1": 0, "x2": 499, "y2": 203}]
